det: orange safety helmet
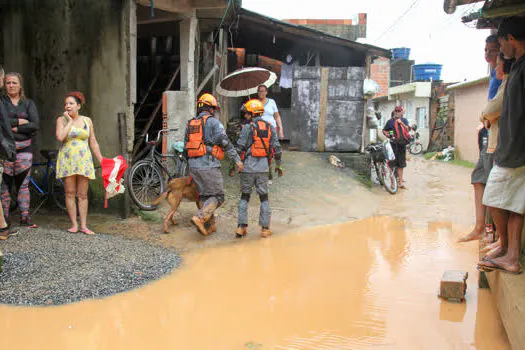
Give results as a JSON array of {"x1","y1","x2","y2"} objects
[
  {"x1": 197, "y1": 93, "x2": 219, "y2": 109},
  {"x1": 243, "y1": 99, "x2": 264, "y2": 115}
]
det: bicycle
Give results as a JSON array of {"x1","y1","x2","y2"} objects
[
  {"x1": 8, "y1": 149, "x2": 66, "y2": 216},
  {"x1": 365, "y1": 140, "x2": 398, "y2": 195},
  {"x1": 408, "y1": 125, "x2": 423, "y2": 155},
  {"x1": 127, "y1": 128, "x2": 188, "y2": 210}
]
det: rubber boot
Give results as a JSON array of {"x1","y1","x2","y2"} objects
[
  {"x1": 261, "y1": 227, "x2": 272, "y2": 238},
  {"x1": 235, "y1": 226, "x2": 247, "y2": 238},
  {"x1": 191, "y1": 216, "x2": 208, "y2": 236}
]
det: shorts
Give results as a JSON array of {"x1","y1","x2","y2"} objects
[
  {"x1": 391, "y1": 143, "x2": 407, "y2": 168},
  {"x1": 189, "y1": 167, "x2": 224, "y2": 197},
  {"x1": 471, "y1": 152, "x2": 494, "y2": 184},
  {"x1": 483, "y1": 164, "x2": 525, "y2": 214}
]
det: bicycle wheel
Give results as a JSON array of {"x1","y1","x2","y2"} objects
[
  {"x1": 373, "y1": 162, "x2": 384, "y2": 186},
  {"x1": 128, "y1": 160, "x2": 165, "y2": 210},
  {"x1": 380, "y1": 161, "x2": 398, "y2": 194},
  {"x1": 410, "y1": 143, "x2": 423, "y2": 155},
  {"x1": 50, "y1": 172, "x2": 67, "y2": 212}
]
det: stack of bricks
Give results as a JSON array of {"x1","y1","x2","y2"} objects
[
  {"x1": 370, "y1": 57, "x2": 390, "y2": 98},
  {"x1": 284, "y1": 14, "x2": 367, "y2": 41}
]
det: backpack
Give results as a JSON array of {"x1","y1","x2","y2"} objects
[{"x1": 393, "y1": 119, "x2": 413, "y2": 144}]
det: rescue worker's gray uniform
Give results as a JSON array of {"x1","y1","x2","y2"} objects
[
  {"x1": 236, "y1": 117, "x2": 281, "y2": 228},
  {"x1": 185, "y1": 111, "x2": 240, "y2": 221}
]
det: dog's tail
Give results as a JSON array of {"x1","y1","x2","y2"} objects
[{"x1": 152, "y1": 191, "x2": 169, "y2": 206}]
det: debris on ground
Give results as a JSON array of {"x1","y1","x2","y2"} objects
[
  {"x1": 438, "y1": 270, "x2": 468, "y2": 303},
  {"x1": 329, "y1": 155, "x2": 345, "y2": 168},
  {"x1": 429, "y1": 146, "x2": 455, "y2": 162}
]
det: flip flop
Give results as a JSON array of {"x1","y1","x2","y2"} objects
[
  {"x1": 67, "y1": 228, "x2": 79, "y2": 233},
  {"x1": 477, "y1": 258, "x2": 523, "y2": 275},
  {"x1": 80, "y1": 228, "x2": 96, "y2": 235}
]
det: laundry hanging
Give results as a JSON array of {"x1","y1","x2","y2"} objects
[{"x1": 101, "y1": 155, "x2": 127, "y2": 208}]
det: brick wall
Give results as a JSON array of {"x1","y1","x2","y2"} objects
[
  {"x1": 284, "y1": 15, "x2": 367, "y2": 41},
  {"x1": 370, "y1": 57, "x2": 390, "y2": 98}
]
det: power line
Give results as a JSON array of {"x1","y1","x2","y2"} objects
[{"x1": 374, "y1": 0, "x2": 422, "y2": 42}]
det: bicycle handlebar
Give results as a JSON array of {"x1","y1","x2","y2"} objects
[{"x1": 144, "y1": 128, "x2": 179, "y2": 144}]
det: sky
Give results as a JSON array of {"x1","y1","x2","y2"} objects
[{"x1": 242, "y1": 0, "x2": 491, "y2": 83}]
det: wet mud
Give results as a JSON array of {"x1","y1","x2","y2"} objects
[{"x1": 0, "y1": 217, "x2": 509, "y2": 349}]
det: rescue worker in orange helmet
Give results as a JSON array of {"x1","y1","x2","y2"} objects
[
  {"x1": 185, "y1": 93, "x2": 243, "y2": 235},
  {"x1": 235, "y1": 99, "x2": 283, "y2": 238}
]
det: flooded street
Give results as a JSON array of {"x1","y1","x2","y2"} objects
[{"x1": 0, "y1": 156, "x2": 510, "y2": 349}]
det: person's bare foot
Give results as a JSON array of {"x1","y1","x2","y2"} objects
[
  {"x1": 481, "y1": 239, "x2": 501, "y2": 253},
  {"x1": 485, "y1": 245, "x2": 506, "y2": 259},
  {"x1": 478, "y1": 256, "x2": 522, "y2": 274},
  {"x1": 457, "y1": 226, "x2": 483, "y2": 243}
]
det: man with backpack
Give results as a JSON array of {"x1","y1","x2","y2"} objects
[
  {"x1": 382, "y1": 106, "x2": 411, "y2": 189},
  {"x1": 235, "y1": 99, "x2": 283, "y2": 238}
]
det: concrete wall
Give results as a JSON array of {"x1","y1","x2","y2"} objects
[
  {"x1": 1, "y1": 0, "x2": 133, "y2": 160},
  {"x1": 452, "y1": 80, "x2": 489, "y2": 163}
]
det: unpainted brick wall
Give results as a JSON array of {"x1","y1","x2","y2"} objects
[{"x1": 370, "y1": 57, "x2": 390, "y2": 98}]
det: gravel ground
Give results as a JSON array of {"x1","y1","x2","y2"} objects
[{"x1": 0, "y1": 228, "x2": 181, "y2": 306}]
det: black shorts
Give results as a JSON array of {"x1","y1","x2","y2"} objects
[{"x1": 391, "y1": 143, "x2": 407, "y2": 168}]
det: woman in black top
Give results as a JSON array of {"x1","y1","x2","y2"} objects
[{"x1": 1, "y1": 72, "x2": 39, "y2": 228}]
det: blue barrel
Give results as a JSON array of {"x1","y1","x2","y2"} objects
[
  {"x1": 391, "y1": 47, "x2": 411, "y2": 60},
  {"x1": 413, "y1": 64, "x2": 443, "y2": 81}
]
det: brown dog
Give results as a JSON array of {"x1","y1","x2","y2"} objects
[{"x1": 152, "y1": 177, "x2": 200, "y2": 233}]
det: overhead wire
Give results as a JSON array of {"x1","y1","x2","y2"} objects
[{"x1": 373, "y1": 0, "x2": 422, "y2": 42}]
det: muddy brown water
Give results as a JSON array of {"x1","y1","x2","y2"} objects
[{"x1": 0, "y1": 216, "x2": 509, "y2": 349}]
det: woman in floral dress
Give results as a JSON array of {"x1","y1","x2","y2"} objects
[{"x1": 55, "y1": 92, "x2": 103, "y2": 234}]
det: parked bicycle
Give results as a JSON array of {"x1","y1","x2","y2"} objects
[
  {"x1": 365, "y1": 140, "x2": 398, "y2": 194},
  {"x1": 9, "y1": 150, "x2": 66, "y2": 216},
  {"x1": 128, "y1": 128, "x2": 188, "y2": 210},
  {"x1": 408, "y1": 125, "x2": 423, "y2": 155}
]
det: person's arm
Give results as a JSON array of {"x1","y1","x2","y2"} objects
[
  {"x1": 482, "y1": 81, "x2": 506, "y2": 122},
  {"x1": 236, "y1": 124, "x2": 251, "y2": 153},
  {"x1": 212, "y1": 119, "x2": 242, "y2": 167},
  {"x1": 55, "y1": 114, "x2": 74, "y2": 143},
  {"x1": 14, "y1": 100, "x2": 39, "y2": 134},
  {"x1": 87, "y1": 117, "x2": 103, "y2": 164},
  {"x1": 382, "y1": 121, "x2": 392, "y2": 137},
  {"x1": 270, "y1": 124, "x2": 282, "y2": 164}
]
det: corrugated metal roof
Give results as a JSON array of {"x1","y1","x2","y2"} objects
[{"x1": 445, "y1": 76, "x2": 490, "y2": 91}]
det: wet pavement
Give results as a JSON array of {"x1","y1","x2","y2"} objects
[{"x1": 0, "y1": 154, "x2": 511, "y2": 349}]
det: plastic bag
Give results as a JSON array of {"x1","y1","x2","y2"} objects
[
  {"x1": 383, "y1": 140, "x2": 396, "y2": 161},
  {"x1": 363, "y1": 78, "x2": 380, "y2": 98},
  {"x1": 367, "y1": 107, "x2": 379, "y2": 129}
]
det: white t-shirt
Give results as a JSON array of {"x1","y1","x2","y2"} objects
[{"x1": 261, "y1": 98, "x2": 279, "y2": 128}]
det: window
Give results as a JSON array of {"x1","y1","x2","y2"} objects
[{"x1": 416, "y1": 107, "x2": 427, "y2": 128}]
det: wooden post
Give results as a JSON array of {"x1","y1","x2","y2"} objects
[
  {"x1": 318, "y1": 67, "x2": 329, "y2": 152},
  {"x1": 118, "y1": 113, "x2": 131, "y2": 219}
]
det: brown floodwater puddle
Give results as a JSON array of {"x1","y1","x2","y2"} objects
[{"x1": 0, "y1": 217, "x2": 509, "y2": 349}]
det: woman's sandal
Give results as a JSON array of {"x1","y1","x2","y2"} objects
[
  {"x1": 80, "y1": 228, "x2": 96, "y2": 235},
  {"x1": 67, "y1": 228, "x2": 79, "y2": 233},
  {"x1": 20, "y1": 217, "x2": 38, "y2": 229}
]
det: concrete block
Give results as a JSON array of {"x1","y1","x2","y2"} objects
[{"x1": 439, "y1": 270, "x2": 468, "y2": 302}]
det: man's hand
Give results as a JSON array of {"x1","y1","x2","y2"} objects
[
  {"x1": 275, "y1": 165, "x2": 284, "y2": 177},
  {"x1": 236, "y1": 161, "x2": 244, "y2": 173}
]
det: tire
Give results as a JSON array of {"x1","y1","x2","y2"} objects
[
  {"x1": 410, "y1": 143, "x2": 423, "y2": 155},
  {"x1": 380, "y1": 161, "x2": 398, "y2": 194},
  {"x1": 50, "y1": 172, "x2": 67, "y2": 212},
  {"x1": 128, "y1": 160, "x2": 165, "y2": 211},
  {"x1": 373, "y1": 162, "x2": 384, "y2": 186}
]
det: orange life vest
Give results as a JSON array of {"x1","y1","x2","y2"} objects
[
  {"x1": 186, "y1": 115, "x2": 225, "y2": 160},
  {"x1": 251, "y1": 120, "x2": 271, "y2": 158}
]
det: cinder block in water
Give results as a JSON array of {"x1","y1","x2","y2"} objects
[{"x1": 439, "y1": 270, "x2": 468, "y2": 302}]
